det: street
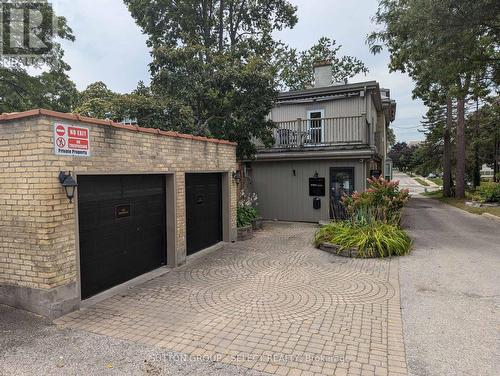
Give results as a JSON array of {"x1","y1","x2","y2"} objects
[{"x1": 394, "y1": 172, "x2": 438, "y2": 195}]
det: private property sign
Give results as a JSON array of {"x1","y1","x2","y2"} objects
[{"x1": 54, "y1": 123, "x2": 91, "y2": 157}]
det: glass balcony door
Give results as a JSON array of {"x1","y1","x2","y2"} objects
[{"x1": 306, "y1": 110, "x2": 324, "y2": 145}]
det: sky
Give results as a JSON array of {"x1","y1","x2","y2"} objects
[{"x1": 51, "y1": 0, "x2": 426, "y2": 142}]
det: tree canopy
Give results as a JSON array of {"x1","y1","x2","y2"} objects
[
  {"x1": 123, "y1": 0, "x2": 299, "y2": 158},
  {"x1": 276, "y1": 37, "x2": 368, "y2": 91},
  {"x1": 0, "y1": 0, "x2": 76, "y2": 113},
  {"x1": 368, "y1": 0, "x2": 500, "y2": 197}
]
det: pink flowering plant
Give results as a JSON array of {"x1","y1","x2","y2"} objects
[{"x1": 341, "y1": 177, "x2": 410, "y2": 225}]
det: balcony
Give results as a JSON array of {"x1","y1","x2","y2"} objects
[{"x1": 258, "y1": 116, "x2": 370, "y2": 151}]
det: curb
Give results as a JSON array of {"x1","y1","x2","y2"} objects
[{"x1": 482, "y1": 213, "x2": 500, "y2": 222}]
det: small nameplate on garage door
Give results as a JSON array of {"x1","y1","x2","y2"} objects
[{"x1": 115, "y1": 204, "x2": 131, "y2": 218}]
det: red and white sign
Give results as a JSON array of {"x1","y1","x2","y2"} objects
[{"x1": 54, "y1": 123, "x2": 91, "y2": 157}]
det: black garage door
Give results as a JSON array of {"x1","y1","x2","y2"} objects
[
  {"x1": 186, "y1": 173, "x2": 222, "y2": 255},
  {"x1": 78, "y1": 175, "x2": 166, "y2": 299}
]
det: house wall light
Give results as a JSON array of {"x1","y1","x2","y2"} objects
[
  {"x1": 232, "y1": 170, "x2": 242, "y2": 185},
  {"x1": 58, "y1": 171, "x2": 78, "y2": 203}
]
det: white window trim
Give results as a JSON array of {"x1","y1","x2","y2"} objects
[{"x1": 307, "y1": 109, "x2": 325, "y2": 144}]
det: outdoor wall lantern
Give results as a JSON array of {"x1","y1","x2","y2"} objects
[
  {"x1": 232, "y1": 170, "x2": 242, "y2": 185},
  {"x1": 59, "y1": 171, "x2": 78, "y2": 203}
]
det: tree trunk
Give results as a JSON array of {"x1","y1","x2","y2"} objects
[
  {"x1": 443, "y1": 97, "x2": 453, "y2": 197},
  {"x1": 218, "y1": 0, "x2": 224, "y2": 52},
  {"x1": 495, "y1": 135, "x2": 499, "y2": 183},
  {"x1": 455, "y1": 97, "x2": 466, "y2": 199},
  {"x1": 473, "y1": 98, "x2": 481, "y2": 189}
]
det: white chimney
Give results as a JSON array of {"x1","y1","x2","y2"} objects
[{"x1": 313, "y1": 62, "x2": 332, "y2": 88}]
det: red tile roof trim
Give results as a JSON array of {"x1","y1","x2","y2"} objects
[{"x1": 0, "y1": 109, "x2": 237, "y2": 146}]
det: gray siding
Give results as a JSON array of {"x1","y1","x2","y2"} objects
[
  {"x1": 271, "y1": 97, "x2": 365, "y2": 121},
  {"x1": 249, "y1": 159, "x2": 365, "y2": 223}
]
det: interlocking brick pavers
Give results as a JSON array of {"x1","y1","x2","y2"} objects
[{"x1": 55, "y1": 222, "x2": 408, "y2": 375}]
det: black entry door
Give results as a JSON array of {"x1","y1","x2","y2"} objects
[
  {"x1": 185, "y1": 173, "x2": 222, "y2": 255},
  {"x1": 330, "y1": 168, "x2": 355, "y2": 220},
  {"x1": 78, "y1": 175, "x2": 166, "y2": 299}
]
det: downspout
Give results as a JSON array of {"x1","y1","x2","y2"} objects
[
  {"x1": 364, "y1": 86, "x2": 369, "y2": 145},
  {"x1": 364, "y1": 86, "x2": 377, "y2": 165},
  {"x1": 363, "y1": 86, "x2": 372, "y2": 189}
]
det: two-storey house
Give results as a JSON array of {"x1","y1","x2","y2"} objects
[{"x1": 244, "y1": 62, "x2": 396, "y2": 223}]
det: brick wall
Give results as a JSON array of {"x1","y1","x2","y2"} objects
[{"x1": 0, "y1": 114, "x2": 237, "y2": 292}]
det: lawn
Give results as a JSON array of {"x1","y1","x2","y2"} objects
[
  {"x1": 428, "y1": 177, "x2": 443, "y2": 186},
  {"x1": 414, "y1": 177, "x2": 430, "y2": 186},
  {"x1": 421, "y1": 190, "x2": 500, "y2": 217}
]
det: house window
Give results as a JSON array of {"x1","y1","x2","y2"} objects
[{"x1": 307, "y1": 110, "x2": 324, "y2": 144}]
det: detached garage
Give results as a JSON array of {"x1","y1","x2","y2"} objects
[{"x1": 0, "y1": 109, "x2": 238, "y2": 318}]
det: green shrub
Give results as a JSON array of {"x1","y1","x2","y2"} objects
[
  {"x1": 476, "y1": 183, "x2": 500, "y2": 203},
  {"x1": 237, "y1": 206, "x2": 258, "y2": 228},
  {"x1": 314, "y1": 221, "x2": 412, "y2": 258},
  {"x1": 237, "y1": 191, "x2": 260, "y2": 228}
]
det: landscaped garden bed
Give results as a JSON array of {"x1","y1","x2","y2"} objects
[
  {"x1": 315, "y1": 177, "x2": 412, "y2": 258},
  {"x1": 422, "y1": 182, "x2": 500, "y2": 218}
]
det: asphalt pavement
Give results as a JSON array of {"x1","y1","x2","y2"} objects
[{"x1": 398, "y1": 172, "x2": 500, "y2": 376}]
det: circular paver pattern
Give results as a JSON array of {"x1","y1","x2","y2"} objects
[
  {"x1": 190, "y1": 278, "x2": 332, "y2": 323},
  {"x1": 186, "y1": 254, "x2": 395, "y2": 323}
]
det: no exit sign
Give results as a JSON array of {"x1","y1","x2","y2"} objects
[{"x1": 54, "y1": 123, "x2": 91, "y2": 157}]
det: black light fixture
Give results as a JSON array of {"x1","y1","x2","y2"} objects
[
  {"x1": 232, "y1": 170, "x2": 242, "y2": 185},
  {"x1": 59, "y1": 171, "x2": 78, "y2": 203}
]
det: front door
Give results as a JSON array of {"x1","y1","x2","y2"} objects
[{"x1": 330, "y1": 167, "x2": 355, "y2": 220}]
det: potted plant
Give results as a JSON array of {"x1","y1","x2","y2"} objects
[
  {"x1": 237, "y1": 206, "x2": 253, "y2": 241},
  {"x1": 237, "y1": 191, "x2": 262, "y2": 240}
]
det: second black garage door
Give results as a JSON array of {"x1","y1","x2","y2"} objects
[
  {"x1": 78, "y1": 175, "x2": 166, "y2": 299},
  {"x1": 186, "y1": 173, "x2": 222, "y2": 255}
]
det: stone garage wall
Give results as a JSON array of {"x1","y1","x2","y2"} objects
[{"x1": 0, "y1": 109, "x2": 237, "y2": 317}]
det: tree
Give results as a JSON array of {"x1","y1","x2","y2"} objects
[
  {"x1": 465, "y1": 99, "x2": 500, "y2": 184},
  {"x1": 387, "y1": 127, "x2": 396, "y2": 147},
  {"x1": 124, "y1": 0, "x2": 298, "y2": 158},
  {"x1": 74, "y1": 82, "x2": 117, "y2": 119},
  {"x1": 1, "y1": 1, "x2": 74, "y2": 69},
  {"x1": 388, "y1": 142, "x2": 415, "y2": 171},
  {"x1": 0, "y1": 66, "x2": 78, "y2": 113},
  {"x1": 444, "y1": 97, "x2": 454, "y2": 197},
  {"x1": 276, "y1": 37, "x2": 368, "y2": 91},
  {"x1": 74, "y1": 81, "x2": 197, "y2": 134},
  {"x1": 1, "y1": 0, "x2": 75, "y2": 113},
  {"x1": 368, "y1": 0, "x2": 500, "y2": 198}
]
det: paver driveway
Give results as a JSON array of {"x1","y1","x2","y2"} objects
[{"x1": 56, "y1": 222, "x2": 407, "y2": 376}]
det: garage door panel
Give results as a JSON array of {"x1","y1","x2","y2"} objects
[
  {"x1": 186, "y1": 173, "x2": 222, "y2": 255},
  {"x1": 78, "y1": 175, "x2": 166, "y2": 299}
]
